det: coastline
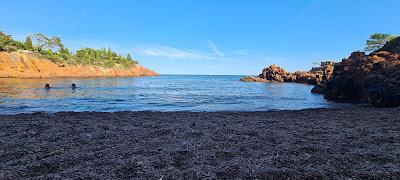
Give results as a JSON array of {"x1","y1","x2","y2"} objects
[{"x1": 1, "y1": 108, "x2": 399, "y2": 179}]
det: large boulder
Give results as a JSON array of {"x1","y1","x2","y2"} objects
[
  {"x1": 293, "y1": 71, "x2": 318, "y2": 85},
  {"x1": 258, "y1": 64, "x2": 289, "y2": 82}
]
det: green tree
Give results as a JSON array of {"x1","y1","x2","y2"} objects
[
  {"x1": 1, "y1": 30, "x2": 139, "y2": 67},
  {"x1": 127, "y1": 53, "x2": 132, "y2": 61},
  {"x1": 364, "y1": 33, "x2": 398, "y2": 52},
  {"x1": 75, "y1": 47, "x2": 137, "y2": 68},
  {"x1": 52, "y1": 37, "x2": 64, "y2": 50},
  {"x1": 107, "y1": 46, "x2": 112, "y2": 58},
  {"x1": 32, "y1": 34, "x2": 64, "y2": 52},
  {"x1": 0, "y1": 31, "x2": 23, "y2": 52},
  {"x1": 25, "y1": 36, "x2": 33, "y2": 50},
  {"x1": 32, "y1": 33, "x2": 50, "y2": 52},
  {"x1": 0, "y1": 31, "x2": 13, "y2": 51}
]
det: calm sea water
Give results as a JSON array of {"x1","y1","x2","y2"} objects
[{"x1": 0, "y1": 75, "x2": 358, "y2": 114}]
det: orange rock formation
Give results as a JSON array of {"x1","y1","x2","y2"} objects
[{"x1": 0, "y1": 52, "x2": 158, "y2": 78}]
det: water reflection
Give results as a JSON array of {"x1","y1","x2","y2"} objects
[{"x1": 0, "y1": 78, "x2": 83, "y2": 99}]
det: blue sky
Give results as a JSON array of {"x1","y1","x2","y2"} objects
[{"x1": 1, "y1": 0, "x2": 399, "y2": 75}]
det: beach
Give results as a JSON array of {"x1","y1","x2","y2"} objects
[{"x1": 1, "y1": 108, "x2": 399, "y2": 179}]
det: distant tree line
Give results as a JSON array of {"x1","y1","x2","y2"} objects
[{"x1": 0, "y1": 31, "x2": 137, "y2": 68}]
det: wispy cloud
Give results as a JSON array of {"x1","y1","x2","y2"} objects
[
  {"x1": 263, "y1": 56, "x2": 288, "y2": 63},
  {"x1": 235, "y1": 49, "x2": 264, "y2": 55},
  {"x1": 135, "y1": 45, "x2": 211, "y2": 59},
  {"x1": 134, "y1": 43, "x2": 234, "y2": 61},
  {"x1": 207, "y1": 40, "x2": 224, "y2": 57},
  {"x1": 133, "y1": 42, "x2": 290, "y2": 65}
]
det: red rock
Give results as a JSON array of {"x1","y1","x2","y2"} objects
[
  {"x1": 323, "y1": 38, "x2": 400, "y2": 107},
  {"x1": 0, "y1": 52, "x2": 159, "y2": 78},
  {"x1": 240, "y1": 76, "x2": 271, "y2": 82},
  {"x1": 258, "y1": 64, "x2": 289, "y2": 82}
]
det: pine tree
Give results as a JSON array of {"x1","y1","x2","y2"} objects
[
  {"x1": 364, "y1": 33, "x2": 398, "y2": 52},
  {"x1": 127, "y1": 53, "x2": 132, "y2": 61},
  {"x1": 25, "y1": 36, "x2": 33, "y2": 50},
  {"x1": 107, "y1": 46, "x2": 111, "y2": 58}
]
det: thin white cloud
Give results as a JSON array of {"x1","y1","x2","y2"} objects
[
  {"x1": 134, "y1": 43, "x2": 291, "y2": 65},
  {"x1": 207, "y1": 40, "x2": 224, "y2": 57},
  {"x1": 235, "y1": 49, "x2": 264, "y2": 55},
  {"x1": 263, "y1": 56, "x2": 288, "y2": 63},
  {"x1": 134, "y1": 44, "x2": 233, "y2": 61}
]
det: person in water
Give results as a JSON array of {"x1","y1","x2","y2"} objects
[
  {"x1": 71, "y1": 84, "x2": 77, "y2": 89},
  {"x1": 45, "y1": 84, "x2": 50, "y2": 89}
]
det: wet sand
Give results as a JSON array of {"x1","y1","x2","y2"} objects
[{"x1": 1, "y1": 108, "x2": 399, "y2": 179}]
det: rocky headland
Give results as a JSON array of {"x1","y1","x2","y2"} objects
[
  {"x1": 242, "y1": 37, "x2": 400, "y2": 107},
  {"x1": 0, "y1": 52, "x2": 158, "y2": 78},
  {"x1": 318, "y1": 37, "x2": 400, "y2": 107}
]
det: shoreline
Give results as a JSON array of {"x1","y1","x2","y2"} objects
[
  {"x1": 1, "y1": 108, "x2": 399, "y2": 179},
  {"x1": 0, "y1": 106, "x2": 371, "y2": 116},
  {"x1": 0, "y1": 74, "x2": 159, "y2": 79}
]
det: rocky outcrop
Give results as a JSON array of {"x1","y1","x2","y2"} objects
[
  {"x1": 0, "y1": 52, "x2": 159, "y2": 78},
  {"x1": 258, "y1": 64, "x2": 289, "y2": 82},
  {"x1": 321, "y1": 49, "x2": 400, "y2": 106},
  {"x1": 292, "y1": 71, "x2": 318, "y2": 85},
  {"x1": 242, "y1": 37, "x2": 400, "y2": 107},
  {"x1": 240, "y1": 76, "x2": 271, "y2": 82},
  {"x1": 245, "y1": 62, "x2": 335, "y2": 85}
]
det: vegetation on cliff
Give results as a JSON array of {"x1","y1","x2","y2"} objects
[
  {"x1": 364, "y1": 33, "x2": 398, "y2": 52},
  {"x1": 0, "y1": 31, "x2": 138, "y2": 68}
]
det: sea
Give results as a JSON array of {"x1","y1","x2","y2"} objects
[{"x1": 0, "y1": 75, "x2": 359, "y2": 114}]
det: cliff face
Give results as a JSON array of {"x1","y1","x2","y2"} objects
[
  {"x1": 314, "y1": 37, "x2": 400, "y2": 107},
  {"x1": 0, "y1": 52, "x2": 158, "y2": 78},
  {"x1": 322, "y1": 51, "x2": 400, "y2": 106}
]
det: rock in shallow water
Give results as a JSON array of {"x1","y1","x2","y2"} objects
[
  {"x1": 240, "y1": 76, "x2": 271, "y2": 82},
  {"x1": 311, "y1": 84, "x2": 326, "y2": 94},
  {"x1": 242, "y1": 63, "x2": 334, "y2": 85}
]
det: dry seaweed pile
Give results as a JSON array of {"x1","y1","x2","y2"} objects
[{"x1": 1, "y1": 109, "x2": 399, "y2": 179}]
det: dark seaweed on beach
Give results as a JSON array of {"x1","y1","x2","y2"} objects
[{"x1": 1, "y1": 108, "x2": 399, "y2": 179}]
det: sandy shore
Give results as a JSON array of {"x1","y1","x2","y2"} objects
[{"x1": 1, "y1": 108, "x2": 399, "y2": 179}]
